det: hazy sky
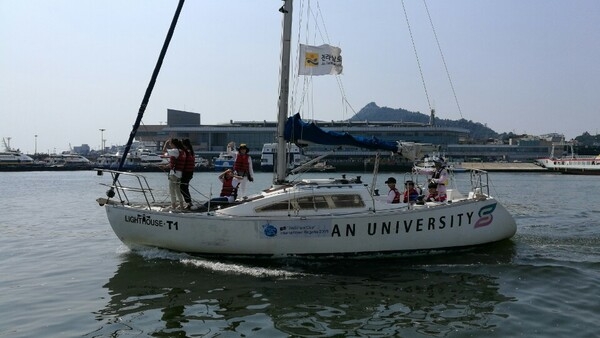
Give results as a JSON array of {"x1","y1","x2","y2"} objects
[{"x1": 2, "y1": 0, "x2": 599, "y2": 154}]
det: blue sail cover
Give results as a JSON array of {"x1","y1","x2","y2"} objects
[{"x1": 284, "y1": 113, "x2": 399, "y2": 151}]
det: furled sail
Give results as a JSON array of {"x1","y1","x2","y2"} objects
[{"x1": 284, "y1": 113, "x2": 399, "y2": 152}]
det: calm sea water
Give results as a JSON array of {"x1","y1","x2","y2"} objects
[{"x1": 1, "y1": 170, "x2": 599, "y2": 337}]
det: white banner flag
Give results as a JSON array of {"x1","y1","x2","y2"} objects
[{"x1": 298, "y1": 44, "x2": 343, "y2": 76}]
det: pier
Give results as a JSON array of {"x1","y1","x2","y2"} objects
[{"x1": 460, "y1": 162, "x2": 546, "y2": 172}]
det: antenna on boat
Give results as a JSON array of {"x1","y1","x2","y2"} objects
[{"x1": 106, "y1": 0, "x2": 185, "y2": 198}]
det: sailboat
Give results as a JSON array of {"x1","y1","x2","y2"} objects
[{"x1": 97, "y1": 0, "x2": 516, "y2": 257}]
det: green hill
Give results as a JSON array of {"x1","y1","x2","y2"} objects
[{"x1": 350, "y1": 102, "x2": 498, "y2": 140}]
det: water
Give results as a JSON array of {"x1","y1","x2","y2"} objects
[{"x1": 1, "y1": 170, "x2": 599, "y2": 337}]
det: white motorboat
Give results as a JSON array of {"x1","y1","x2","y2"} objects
[
  {"x1": 96, "y1": 149, "x2": 168, "y2": 171},
  {"x1": 0, "y1": 137, "x2": 35, "y2": 169},
  {"x1": 98, "y1": 0, "x2": 516, "y2": 257},
  {"x1": 414, "y1": 154, "x2": 468, "y2": 174},
  {"x1": 194, "y1": 155, "x2": 210, "y2": 170},
  {"x1": 536, "y1": 143, "x2": 600, "y2": 175},
  {"x1": 260, "y1": 142, "x2": 307, "y2": 172},
  {"x1": 45, "y1": 153, "x2": 92, "y2": 169}
]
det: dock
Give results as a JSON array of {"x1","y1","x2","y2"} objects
[{"x1": 460, "y1": 162, "x2": 547, "y2": 172}]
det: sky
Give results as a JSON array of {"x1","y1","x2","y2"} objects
[{"x1": 1, "y1": 0, "x2": 600, "y2": 154}]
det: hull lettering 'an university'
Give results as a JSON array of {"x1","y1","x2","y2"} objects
[
  {"x1": 332, "y1": 212, "x2": 475, "y2": 237},
  {"x1": 124, "y1": 214, "x2": 179, "y2": 230}
]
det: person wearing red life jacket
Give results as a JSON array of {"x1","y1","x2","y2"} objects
[
  {"x1": 425, "y1": 182, "x2": 442, "y2": 202},
  {"x1": 201, "y1": 169, "x2": 241, "y2": 211},
  {"x1": 230, "y1": 142, "x2": 254, "y2": 197},
  {"x1": 163, "y1": 138, "x2": 186, "y2": 209},
  {"x1": 402, "y1": 180, "x2": 419, "y2": 203},
  {"x1": 180, "y1": 139, "x2": 196, "y2": 210},
  {"x1": 385, "y1": 177, "x2": 401, "y2": 204}
]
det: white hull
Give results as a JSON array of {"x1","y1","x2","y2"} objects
[
  {"x1": 101, "y1": 174, "x2": 515, "y2": 257},
  {"x1": 535, "y1": 143, "x2": 600, "y2": 174},
  {"x1": 536, "y1": 156, "x2": 600, "y2": 172},
  {"x1": 0, "y1": 152, "x2": 34, "y2": 165}
]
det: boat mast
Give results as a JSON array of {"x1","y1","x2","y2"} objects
[{"x1": 275, "y1": 0, "x2": 293, "y2": 184}]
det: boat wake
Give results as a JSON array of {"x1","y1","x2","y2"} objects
[
  {"x1": 180, "y1": 258, "x2": 306, "y2": 278},
  {"x1": 124, "y1": 245, "x2": 307, "y2": 278}
]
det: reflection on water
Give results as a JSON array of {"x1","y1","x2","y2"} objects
[{"x1": 93, "y1": 242, "x2": 517, "y2": 337}]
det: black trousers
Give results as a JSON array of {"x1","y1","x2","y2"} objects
[{"x1": 180, "y1": 172, "x2": 193, "y2": 204}]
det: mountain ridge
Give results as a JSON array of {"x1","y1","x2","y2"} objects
[{"x1": 350, "y1": 102, "x2": 498, "y2": 140}]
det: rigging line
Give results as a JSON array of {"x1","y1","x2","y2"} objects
[
  {"x1": 422, "y1": 0, "x2": 463, "y2": 119},
  {"x1": 290, "y1": 0, "x2": 306, "y2": 117},
  {"x1": 313, "y1": 1, "x2": 331, "y2": 44},
  {"x1": 298, "y1": 0, "x2": 351, "y2": 122},
  {"x1": 401, "y1": 0, "x2": 432, "y2": 112},
  {"x1": 313, "y1": 0, "x2": 354, "y2": 121}
]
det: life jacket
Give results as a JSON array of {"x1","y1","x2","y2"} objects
[
  {"x1": 390, "y1": 187, "x2": 400, "y2": 204},
  {"x1": 426, "y1": 192, "x2": 439, "y2": 202},
  {"x1": 172, "y1": 150, "x2": 186, "y2": 172},
  {"x1": 220, "y1": 176, "x2": 238, "y2": 199},
  {"x1": 432, "y1": 167, "x2": 448, "y2": 185},
  {"x1": 403, "y1": 188, "x2": 418, "y2": 203},
  {"x1": 234, "y1": 153, "x2": 251, "y2": 176},
  {"x1": 168, "y1": 149, "x2": 186, "y2": 172},
  {"x1": 183, "y1": 149, "x2": 195, "y2": 173}
]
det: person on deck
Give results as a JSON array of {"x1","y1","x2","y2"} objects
[
  {"x1": 181, "y1": 139, "x2": 195, "y2": 210},
  {"x1": 201, "y1": 169, "x2": 242, "y2": 210},
  {"x1": 430, "y1": 157, "x2": 448, "y2": 202},
  {"x1": 425, "y1": 182, "x2": 442, "y2": 202},
  {"x1": 163, "y1": 138, "x2": 186, "y2": 209},
  {"x1": 385, "y1": 177, "x2": 401, "y2": 204},
  {"x1": 229, "y1": 142, "x2": 254, "y2": 197},
  {"x1": 403, "y1": 180, "x2": 419, "y2": 203}
]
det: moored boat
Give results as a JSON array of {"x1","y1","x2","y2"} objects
[
  {"x1": 260, "y1": 142, "x2": 307, "y2": 172},
  {"x1": 212, "y1": 152, "x2": 234, "y2": 171},
  {"x1": 43, "y1": 153, "x2": 93, "y2": 169},
  {"x1": 536, "y1": 143, "x2": 600, "y2": 175},
  {"x1": 0, "y1": 137, "x2": 39, "y2": 171},
  {"x1": 96, "y1": 149, "x2": 169, "y2": 172},
  {"x1": 414, "y1": 154, "x2": 468, "y2": 174}
]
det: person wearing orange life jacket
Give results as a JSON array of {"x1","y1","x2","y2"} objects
[
  {"x1": 384, "y1": 177, "x2": 401, "y2": 204},
  {"x1": 229, "y1": 142, "x2": 254, "y2": 197},
  {"x1": 163, "y1": 138, "x2": 186, "y2": 209},
  {"x1": 430, "y1": 157, "x2": 448, "y2": 202}
]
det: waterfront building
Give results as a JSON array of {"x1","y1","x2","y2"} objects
[{"x1": 133, "y1": 109, "x2": 553, "y2": 168}]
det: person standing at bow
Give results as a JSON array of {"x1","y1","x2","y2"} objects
[
  {"x1": 230, "y1": 142, "x2": 254, "y2": 197},
  {"x1": 163, "y1": 138, "x2": 186, "y2": 209},
  {"x1": 430, "y1": 157, "x2": 449, "y2": 202},
  {"x1": 180, "y1": 139, "x2": 195, "y2": 210}
]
